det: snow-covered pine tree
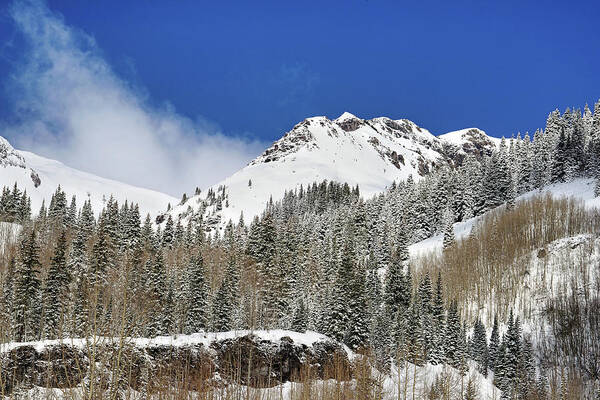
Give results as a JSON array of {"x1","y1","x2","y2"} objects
[
  {"x1": 442, "y1": 208, "x2": 455, "y2": 250},
  {"x1": 471, "y1": 318, "x2": 489, "y2": 376},
  {"x1": 212, "y1": 277, "x2": 232, "y2": 332},
  {"x1": 183, "y1": 252, "x2": 208, "y2": 334},
  {"x1": 0, "y1": 257, "x2": 16, "y2": 336},
  {"x1": 146, "y1": 251, "x2": 167, "y2": 337},
  {"x1": 42, "y1": 231, "x2": 71, "y2": 339},
  {"x1": 405, "y1": 299, "x2": 424, "y2": 366},
  {"x1": 552, "y1": 126, "x2": 568, "y2": 183},
  {"x1": 326, "y1": 245, "x2": 354, "y2": 343},
  {"x1": 291, "y1": 298, "x2": 308, "y2": 332},
  {"x1": 344, "y1": 256, "x2": 369, "y2": 350},
  {"x1": 488, "y1": 313, "x2": 500, "y2": 373},
  {"x1": 429, "y1": 272, "x2": 446, "y2": 365},
  {"x1": 384, "y1": 256, "x2": 408, "y2": 316},
  {"x1": 444, "y1": 300, "x2": 462, "y2": 369},
  {"x1": 66, "y1": 195, "x2": 77, "y2": 228},
  {"x1": 162, "y1": 215, "x2": 175, "y2": 248},
  {"x1": 13, "y1": 229, "x2": 42, "y2": 341}
]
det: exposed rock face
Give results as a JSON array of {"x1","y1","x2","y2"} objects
[
  {"x1": 0, "y1": 334, "x2": 352, "y2": 396},
  {"x1": 212, "y1": 334, "x2": 351, "y2": 388},
  {"x1": 0, "y1": 137, "x2": 26, "y2": 169}
]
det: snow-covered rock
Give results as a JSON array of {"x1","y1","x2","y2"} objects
[
  {"x1": 0, "y1": 330, "x2": 352, "y2": 395},
  {"x1": 0, "y1": 135, "x2": 177, "y2": 217}
]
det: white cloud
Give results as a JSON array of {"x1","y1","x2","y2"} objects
[{"x1": 2, "y1": 0, "x2": 267, "y2": 196}]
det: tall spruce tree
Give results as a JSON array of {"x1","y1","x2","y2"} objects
[
  {"x1": 13, "y1": 229, "x2": 42, "y2": 341},
  {"x1": 43, "y1": 231, "x2": 71, "y2": 339},
  {"x1": 184, "y1": 253, "x2": 208, "y2": 333}
]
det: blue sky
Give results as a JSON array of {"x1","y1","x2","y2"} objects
[{"x1": 0, "y1": 0, "x2": 599, "y2": 193}]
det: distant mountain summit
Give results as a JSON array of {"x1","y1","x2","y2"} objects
[
  {"x1": 167, "y1": 113, "x2": 499, "y2": 230},
  {"x1": 0, "y1": 135, "x2": 177, "y2": 216}
]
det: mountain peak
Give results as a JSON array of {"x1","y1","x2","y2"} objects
[
  {"x1": 335, "y1": 111, "x2": 358, "y2": 122},
  {"x1": 334, "y1": 112, "x2": 362, "y2": 132},
  {"x1": 167, "y1": 112, "x2": 501, "y2": 231}
]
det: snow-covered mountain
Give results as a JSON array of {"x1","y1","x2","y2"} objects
[
  {"x1": 0, "y1": 136, "x2": 177, "y2": 216},
  {"x1": 167, "y1": 112, "x2": 499, "y2": 230}
]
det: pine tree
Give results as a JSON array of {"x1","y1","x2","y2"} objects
[
  {"x1": 257, "y1": 213, "x2": 281, "y2": 327},
  {"x1": 13, "y1": 229, "x2": 42, "y2": 341},
  {"x1": 69, "y1": 227, "x2": 89, "y2": 337},
  {"x1": 442, "y1": 209, "x2": 455, "y2": 250},
  {"x1": 406, "y1": 300, "x2": 424, "y2": 366},
  {"x1": 429, "y1": 272, "x2": 446, "y2": 365},
  {"x1": 66, "y1": 195, "x2": 77, "y2": 228},
  {"x1": 344, "y1": 261, "x2": 369, "y2": 350},
  {"x1": 79, "y1": 200, "x2": 95, "y2": 239},
  {"x1": 488, "y1": 314, "x2": 500, "y2": 373},
  {"x1": 291, "y1": 298, "x2": 308, "y2": 332},
  {"x1": 327, "y1": 246, "x2": 354, "y2": 343},
  {"x1": 444, "y1": 300, "x2": 462, "y2": 368},
  {"x1": 471, "y1": 318, "x2": 489, "y2": 376},
  {"x1": 184, "y1": 253, "x2": 209, "y2": 333},
  {"x1": 146, "y1": 251, "x2": 167, "y2": 336},
  {"x1": 384, "y1": 257, "x2": 409, "y2": 316},
  {"x1": 42, "y1": 231, "x2": 71, "y2": 339},
  {"x1": 0, "y1": 257, "x2": 16, "y2": 335},
  {"x1": 552, "y1": 127, "x2": 568, "y2": 183},
  {"x1": 212, "y1": 279, "x2": 232, "y2": 332},
  {"x1": 163, "y1": 215, "x2": 175, "y2": 248}
]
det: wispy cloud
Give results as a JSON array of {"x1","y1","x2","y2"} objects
[{"x1": 1, "y1": 0, "x2": 267, "y2": 196}]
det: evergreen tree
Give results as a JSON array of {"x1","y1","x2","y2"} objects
[
  {"x1": 42, "y1": 231, "x2": 71, "y2": 339},
  {"x1": 0, "y1": 257, "x2": 16, "y2": 334},
  {"x1": 146, "y1": 251, "x2": 167, "y2": 337},
  {"x1": 184, "y1": 253, "x2": 209, "y2": 333},
  {"x1": 405, "y1": 300, "x2": 424, "y2": 365},
  {"x1": 13, "y1": 229, "x2": 42, "y2": 341},
  {"x1": 552, "y1": 127, "x2": 568, "y2": 183},
  {"x1": 444, "y1": 300, "x2": 462, "y2": 368},
  {"x1": 326, "y1": 246, "x2": 354, "y2": 343},
  {"x1": 384, "y1": 257, "x2": 409, "y2": 316},
  {"x1": 291, "y1": 298, "x2": 308, "y2": 332},
  {"x1": 488, "y1": 314, "x2": 500, "y2": 373},
  {"x1": 344, "y1": 261, "x2": 369, "y2": 350},
  {"x1": 429, "y1": 272, "x2": 446, "y2": 365},
  {"x1": 163, "y1": 215, "x2": 175, "y2": 248},
  {"x1": 442, "y1": 209, "x2": 455, "y2": 250},
  {"x1": 471, "y1": 318, "x2": 489, "y2": 376}
]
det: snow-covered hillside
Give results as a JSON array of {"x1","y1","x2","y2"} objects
[
  {"x1": 168, "y1": 113, "x2": 498, "y2": 230},
  {"x1": 0, "y1": 136, "x2": 177, "y2": 217},
  {"x1": 408, "y1": 178, "x2": 600, "y2": 258}
]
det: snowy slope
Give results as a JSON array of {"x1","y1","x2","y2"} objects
[
  {"x1": 438, "y1": 127, "x2": 502, "y2": 147},
  {"x1": 0, "y1": 136, "x2": 177, "y2": 216},
  {"x1": 408, "y1": 178, "x2": 600, "y2": 257},
  {"x1": 168, "y1": 113, "x2": 498, "y2": 230}
]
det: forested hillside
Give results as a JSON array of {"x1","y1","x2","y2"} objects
[{"x1": 1, "y1": 101, "x2": 600, "y2": 398}]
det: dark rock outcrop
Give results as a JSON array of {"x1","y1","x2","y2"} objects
[{"x1": 0, "y1": 333, "x2": 352, "y2": 396}]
